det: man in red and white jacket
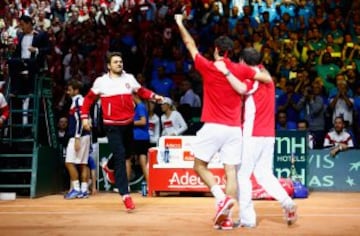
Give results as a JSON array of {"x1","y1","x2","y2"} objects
[
  {"x1": 81, "y1": 52, "x2": 163, "y2": 212},
  {"x1": 323, "y1": 116, "x2": 354, "y2": 156}
]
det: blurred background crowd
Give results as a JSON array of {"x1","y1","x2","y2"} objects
[{"x1": 0, "y1": 0, "x2": 360, "y2": 149}]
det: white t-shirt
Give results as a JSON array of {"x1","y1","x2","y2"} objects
[
  {"x1": 161, "y1": 110, "x2": 188, "y2": 136},
  {"x1": 21, "y1": 34, "x2": 33, "y2": 59},
  {"x1": 330, "y1": 97, "x2": 354, "y2": 125}
]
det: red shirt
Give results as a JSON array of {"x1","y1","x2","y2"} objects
[
  {"x1": 194, "y1": 54, "x2": 255, "y2": 127},
  {"x1": 243, "y1": 80, "x2": 276, "y2": 137}
]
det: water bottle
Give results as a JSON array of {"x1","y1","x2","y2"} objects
[
  {"x1": 164, "y1": 146, "x2": 170, "y2": 163},
  {"x1": 141, "y1": 180, "x2": 147, "y2": 196}
]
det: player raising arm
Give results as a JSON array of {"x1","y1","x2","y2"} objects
[{"x1": 174, "y1": 14, "x2": 272, "y2": 229}]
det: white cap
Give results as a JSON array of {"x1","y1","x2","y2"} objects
[{"x1": 162, "y1": 97, "x2": 173, "y2": 106}]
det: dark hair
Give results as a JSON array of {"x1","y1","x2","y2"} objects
[
  {"x1": 19, "y1": 15, "x2": 34, "y2": 25},
  {"x1": 106, "y1": 51, "x2": 122, "y2": 64},
  {"x1": 277, "y1": 110, "x2": 287, "y2": 117},
  {"x1": 297, "y1": 119, "x2": 309, "y2": 128},
  {"x1": 67, "y1": 80, "x2": 82, "y2": 91},
  {"x1": 214, "y1": 36, "x2": 234, "y2": 57},
  {"x1": 334, "y1": 116, "x2": 345, "y2": 123},
  {"x1": 239, "y1": 48, "x2": 262, "y2": 65}
]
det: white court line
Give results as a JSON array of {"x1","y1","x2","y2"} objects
[
  {"x1": 0, "y1": 211, "x2": 359, "y2": 217},
  {"x1": 0, "y1": 204, "x2": 360, "y2": 211},
  {"x1": 2, "y1": 205, "x2": 360, "y2": 210}
]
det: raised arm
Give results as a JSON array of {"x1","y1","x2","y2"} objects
[{"x1": 174, "y1": 14, "x2": 199, "y2": 60}]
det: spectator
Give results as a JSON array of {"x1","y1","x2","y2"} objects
[
  {"x1": 276, "y1": 110, "x2": 297, "y2": 130},
  {"x1": 228, "y1": 5, "x2": 241, "y2": 31},
  {"x1": 132, "y1": 94, "x2": 150, "y2": 186},
  {"x1": 8, "y1": 14, "x2": 50, "y2": 95},
  {"x1": 50, "y1": 0, "x2": 66, "y2": 23},
  {"x1": 297, "y1": 0, "x2": 315, "y2": 28},
  {"x1": 62, "y1": 43, "x2": 84, "y2": 82},
  {"x1": 297, "y1": 119, "x2": 314, "y2": 150},
  {"x1": 179, "y1": 79, "x2": 201, "y2": 108},
  {"x1": 323, "y1": 116, "x2": 354, "y2": 156},
  {"x1": 328, "y1": 76, "x2": 354, "y2": 127},
  {"x1": 150, "y1": 65, "x2": 176, "y2": 97},
  {"x1": 34, "y1": 10, "x2": 51, "y2": 31},
  {"x1": 295, "y1": 84, "x2": 325, "y2": 148},
  {"x1": 314, "y1": 52, "x2": 341, "y2": 94},
  {"x1": 326, "y1": 18, "x2": 344, "y2": 45},
  {"x1": 57, "y1": 116, "x2": 69, "y2": 155},
  {"x1": 57, "y1": 115, "x2": 69, "y2": 191},
  {"x1": 160, "y1": 97, "x2": 188, "y2": 136},
  {"x1": 256, "y1": 0, "x2": 279, "y2": 24},
  {"x1": 277, "y1": 80, "x2": 302, "y2": 123}
]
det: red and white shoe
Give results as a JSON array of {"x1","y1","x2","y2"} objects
[
  {"x1": 283, "y1": 203, "x2": 298, "y2": 225},
  {"x1": 214, "y1": 218, "x2": 234, "y2": 230},
  {"x1": 123, "y1": 195, "x2": 135, "y2": 212},
  {"x1": 214, "y1": 196, "x2": 235, "y2": 225}
]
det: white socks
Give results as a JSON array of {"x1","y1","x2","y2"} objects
[
  {"x1": 211, "y1": 185, "x2": 226, "y2": 204},
  {"x1": 72, "y1": 180, "x2": 80, "y2": 191},
  {"x1": 81, "y1": 182, "x2": 88, "y2": 193}
]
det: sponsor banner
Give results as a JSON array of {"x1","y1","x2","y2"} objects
[
  {"x1": 307, "y1": 149, "x2": 360, "y2": 191},
  {"x1": 149, "y1": 168, "x2": 226, "y2": 193},
  {"x1": 148, "y1": 148, "x2": 224, "y2": 195},
  {"x1": 274, "y1": 131, "x2": 308, "y2": 186}
]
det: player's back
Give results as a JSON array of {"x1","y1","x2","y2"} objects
[
  {"x1": 243, "y1": 80, "x2": 275, "y2": 137},
  {"x1": 194, "y1": 54, "x2": 243, "y2": 127}
]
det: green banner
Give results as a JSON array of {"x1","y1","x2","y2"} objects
[
  {"x1": 307, "y1": 149, "x2": 360, "y2": 191},
  {"x1": 274, "y1": 131, "x2": 308, "y2": 185}
]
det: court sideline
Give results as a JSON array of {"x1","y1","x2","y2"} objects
[{"x1": 0, "y1": 192, "x2": 359, "y2": 235}]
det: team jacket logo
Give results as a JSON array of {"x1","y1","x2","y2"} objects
[
  {"x1": 163, "y1": 120, "x2": 173, "y2": 128},
  {"x1": 149, "y1": 122, "x2": 155, "y2": 130}
]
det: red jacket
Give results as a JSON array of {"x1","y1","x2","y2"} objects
[{"x1": 81, "y1": 72, "x2": 154, "y2": 126}]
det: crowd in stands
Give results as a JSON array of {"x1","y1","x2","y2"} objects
[{"x1": 0, "y1": 0, "x2": 360, "y2": 150}]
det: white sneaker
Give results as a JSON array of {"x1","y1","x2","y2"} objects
[
  {"x1": 283, "y1": 203, "x2": 298, "y2": 225},
  {"x1": 233, "y1": 220, "x2": 256, "y2": 228}
]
